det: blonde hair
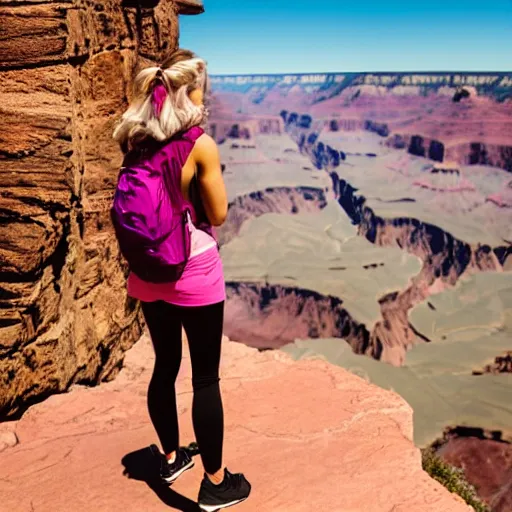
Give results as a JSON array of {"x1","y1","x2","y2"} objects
[{"x1": 114, "y1": 51, "x2": 208, "y2": 152}]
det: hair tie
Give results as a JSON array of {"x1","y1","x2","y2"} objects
[{"x1": 151, "y1": 83, "x2": 167, "y2": 117}]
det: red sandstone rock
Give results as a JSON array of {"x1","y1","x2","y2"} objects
[
  {"x1": 0, "y1": 335, "x2": 471, "y2": 511},
  {"x1": 0, "y1": 0, "x2": 202, "y2": 420},
  {"x1": 438, "y1": 434, "x2": 512, "y2": 512}
]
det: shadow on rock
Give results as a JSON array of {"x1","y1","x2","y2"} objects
[{"x1": 122, "y1": 443, "x2": 202, "y2": 512}]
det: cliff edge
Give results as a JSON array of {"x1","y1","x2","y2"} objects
[{"x1": 0, "y1": 335, "x2": 471, "y2": 512}]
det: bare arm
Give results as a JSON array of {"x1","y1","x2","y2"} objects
[{"x1": 193, "y1": 133, "x2": 228, "y2": 226}]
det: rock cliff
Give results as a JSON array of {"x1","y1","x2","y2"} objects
[
  {"x1": 224, "y1": 282, "x2": 371, "y2": 353},
  {"x1": 217, "y1": 187, "x2": 328, "y2": 245},
  {"x1": 387, "y1": 135, "x2": 512, "y2": 173},
  {"x1": 275, "y1": 112, "x2": 511, "y2": 359},
  {"x1": 473, "y1": 352, "x2": 512, "y2": 375},
  {"x1": 434, "y1": 427, "x2": 512, "y2": 512},
  {"x1": 0, "y1": 0, "x2": 199, "y2": 420},
  {"x1": 0, "y1": 333, "x2": 472, "y2": 512}
]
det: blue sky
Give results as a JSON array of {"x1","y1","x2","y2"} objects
[{"x1": 179, "y1": 0, "x2": 512, "y2": 74}]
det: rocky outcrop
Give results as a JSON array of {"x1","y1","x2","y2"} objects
[
  {"x1": 472, "y1": 352, "x2": 512, "y2": 375},
  {"x1": 364, "y1": 119, "x2": 390, "y2": 137},
  {"x1": 434, "y1": 427, "x2": 512, "y2": 512},
  {"x1": 176, "y1": 0, "x2": 204, "y2": 15},
  {"x1": 448, "y1": 142, "x2": 512, "y2": 173},
  {"x1": 0, "y1": 332, "x2": 472, "y2": 511},
  {"x1": 224, "y1": 281, "x2": 374, "y2": 355},
  {"x1": 217, "y1": 187, "x2": 328, "y2": 245},
  {"x1": 387, "y1": 135, "x2": 512, "y2": 173},
  {"x1": 0, "y1": 0, "x2": 197, "y2": 420},
  {"x1": 208, "y1": 117, "x2": 284, "y2": 143}
]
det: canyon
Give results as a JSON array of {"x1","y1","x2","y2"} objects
[
  {"x1": 215, "y1": 123, "x2": 510, "y2": 364},
  {"x1": 218, "y1": 186, "x2": 327, "y2": 246},
  {"x1": 2, "y1": 22, "x2": 511, "y2": 508},
  {"x1": 210, "y1": 74, "x2": 512, "y2": 511}
]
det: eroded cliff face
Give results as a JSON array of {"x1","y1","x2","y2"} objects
[
  {"x1": 208, "y1": 118, "x2": 284, "y2": 143},
  {"x1": 276, "y1": 111, "x2": 511, "y2": 359},
  {"x1": 434, "y1": 427, "x2": 512, "y2": 512},
  {"x1": 224, "y1": 282, "x2": 372, "y2": 354},
  {"x1": 0, "y1": 0, "x2": 190, "y2": 419},
  {"x1": 387, "y1": 134, "x2": 512, "y2": 173},
  {"x1": 217, "y1": 187, "x2": 328, "y2": 246}
]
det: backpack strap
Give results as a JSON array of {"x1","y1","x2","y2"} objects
[{"x1": 182, "y1": 126, "x2": 204, "y2": 143}]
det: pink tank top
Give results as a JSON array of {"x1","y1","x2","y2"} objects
[{"x1": 127, "y1": 223, "x2": 225, "y2": 307}]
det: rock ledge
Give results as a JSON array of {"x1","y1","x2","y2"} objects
[{"x1": 0, "y1": 335, "x2": 471, "y2": 511}]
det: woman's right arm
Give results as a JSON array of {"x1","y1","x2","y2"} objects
[{"x1": 193, "y1": 133, "x2": 228, "y2": 227}]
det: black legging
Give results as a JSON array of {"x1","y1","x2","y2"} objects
[{"x1": 141, "y1": 300, "x2": 224, "y2": 475}]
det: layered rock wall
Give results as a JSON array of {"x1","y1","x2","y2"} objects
[{"x1": 0, "y1": 0, "x2": 200, "y2": 419}]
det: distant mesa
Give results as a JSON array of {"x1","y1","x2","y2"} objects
[
  {"x1": 387, "y1": 134, "x2": 446, "y2": 162},
  {"x1": 385, "y1": 135, "x2": 512, "y2": 173},
  {"x1": 208, "y1": 118, "x2": 284, "y2": 143},
  {"x1": 428, "y1": 161, "x2": 460, "y2": 175},
  {"x1": 412, "y1": 161, "x2": 474, "y2": 192}
]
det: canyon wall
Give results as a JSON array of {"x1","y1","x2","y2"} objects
[
  {"x1": 434, "y1": 427, "x2": 512, "y2": 512},
  {"x1": 0, "y1": 0, "x2": 202, "y2": 419},
  {"x1": 217, "y1": 187, "x2": 327, "y2": 245}
]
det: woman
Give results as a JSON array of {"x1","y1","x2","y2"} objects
[{"x1": 112, "y1": 49, "x2": 251, "y2": 511}]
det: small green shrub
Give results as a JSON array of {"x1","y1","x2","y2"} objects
[{"x1": 421, "y1": 448, "x2": 490, "y2": 512}]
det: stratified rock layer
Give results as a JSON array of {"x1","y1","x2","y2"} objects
[
  {"x1": 0, "y1": 335, "x2": 471, "y2": 512},
  {"x1": 0, "y1": 0, "x2": 188, "y2": 419}
]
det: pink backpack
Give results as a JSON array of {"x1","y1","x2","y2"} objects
[{"x1": 111, "y1": 127, "x2": 213, "y2": 283}]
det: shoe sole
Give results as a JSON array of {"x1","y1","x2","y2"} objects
[
  {"x1": 199, "y1": 496, "x2": 248, "y2": 512},
  {"x1": 163, "y1": 459, "x2": 195, "y2": 484}
]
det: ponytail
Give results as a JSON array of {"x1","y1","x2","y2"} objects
[{"x1": 113, "y1": 56, "x2": 208, "y2": 152}]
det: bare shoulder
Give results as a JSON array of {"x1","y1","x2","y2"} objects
[{"x1": 193, "y1": 133, "x2": 219, "y2": 161}]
